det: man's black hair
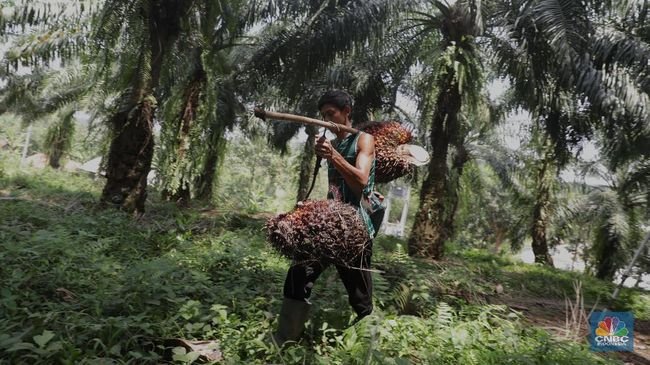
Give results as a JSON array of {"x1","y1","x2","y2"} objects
[{"x1": 318, "y1": 90, "x2": 353, "y2": 111}]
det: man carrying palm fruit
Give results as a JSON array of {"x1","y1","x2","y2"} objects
[{"x1": 273, "y1": 90, "x2": 378, "y2": 345}]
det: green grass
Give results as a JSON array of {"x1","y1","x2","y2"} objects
[
  {"x1": 1, "y1": 167, "x2": 642, "y2": 364},
  {"x1": 451, "y1": 249, "x2": 650, "y2": 319}
]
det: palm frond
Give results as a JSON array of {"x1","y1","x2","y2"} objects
[
  {"x1": 1, "y1": 0, "x2": 95, "y2": 35},
  {"x1": 592, "y1": 26, "x2": 650, "y2": 81},
  {"x1": 530, "y1": 0, "x2": 591, "y2": 60},
  {"x1": 0, "y1": 62, "x2": 92, "y2": 119},
  {"x1": 243, "y1": 0, "x2": 418, "y2": 96},
  {"x1": 618, "y1": 159, "x2": 650, "y2": 198},
  {"x1": 473, "y1": 142, "x2": 531, "y2": 203},
  {"x1": 267, "y1": 121, "x2": 301, "y2": 154}
]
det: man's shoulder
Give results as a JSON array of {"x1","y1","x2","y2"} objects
[{"x1": 358, "y1": 132, "x2": 375, "y2": 149}]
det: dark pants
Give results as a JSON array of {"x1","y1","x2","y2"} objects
[{"x1": 283, "y1": 242, "x2": 373, "y2": 318}]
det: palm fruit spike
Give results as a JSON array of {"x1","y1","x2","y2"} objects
[
  {"x1": 361, "y1": 121, "x2": 416, "y2": 183},
  {"x1": 265, "y1": 200, "x2": 370, "y2": 265}
]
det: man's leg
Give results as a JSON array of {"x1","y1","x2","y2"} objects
[
  {"x1": 336, "y1": 242, "x2": 373, "y2": 319},
  {"x1": 274, "y1": 260, "x2": 327, "y2": 345},
  {"x1": 283, "y1": 260, "x2": 327, "y2": 302}
]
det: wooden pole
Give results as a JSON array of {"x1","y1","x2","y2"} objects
[{"x1": 254, "y1": 108, "x2": 358, "y2": 134}]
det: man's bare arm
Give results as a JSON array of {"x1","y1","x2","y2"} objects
[{"x1": 316, "y1": 133, "x2": 375, "y2": 198}]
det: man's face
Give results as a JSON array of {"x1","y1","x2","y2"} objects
[{"x1": 320, "y1": 103, "x2": 350, "y2": 125}]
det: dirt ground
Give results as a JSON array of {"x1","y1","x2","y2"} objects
[{"x1": 491, "y1": 296, "x2": 650, "y2": 365}]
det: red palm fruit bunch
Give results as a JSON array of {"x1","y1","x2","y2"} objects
[
  {"x1": 265, "y1": 200, "x2": 370, "y2": 265},
  {"x1": 361, "y1": 121, "x2": 415, "y2": 183}
]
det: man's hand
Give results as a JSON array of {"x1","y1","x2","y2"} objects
[
  {"x1": 315, "y1": 135, "x2": 335, "y2": 160},
  {"x1": 317, "y1": 132, "x2": 375, "y2": 199}
]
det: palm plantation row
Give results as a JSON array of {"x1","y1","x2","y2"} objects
[{"x1": 1, "y1": 0, "x2": 648, "y2": 282}]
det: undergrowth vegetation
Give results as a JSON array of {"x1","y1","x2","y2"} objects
[{"x1": 1, "y1": 168, "x2": 645, "y2": 364}]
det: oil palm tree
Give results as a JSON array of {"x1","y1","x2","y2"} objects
[
  {"x1": 462, "y1": 129, "x2": 564, "y2": 260},
  {"x1": 485, "y1": 0, "x2": 650, "y2": 264},
  {"x1": 90, "y1": 0, "x2": 204, "y2": 213},
  {"x1": 93, "y1": 0, "x2": 266, "y2": 210},
  {"x1": 405, "y1": 0, "x2": 486, "y2": 258},
  {"x1": 565, "y1": 157, "x2": 650, "y2": 280},
  {"x1": 0, "y1": 61, "x2": 96, "y2": 171},
  {"x1": 156, "y1": 46, "x2": 243, "y2": 202}
]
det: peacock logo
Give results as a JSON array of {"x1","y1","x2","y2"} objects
[
  {"x1": 591, "y1": 314, "x2": 633, "y2": 351},
  {"x1": 590, "y1": 312, "x2": 634, "y2": 351},
  {"x1": 595, "y1": 316, "x2": 629, "y2": 337}
]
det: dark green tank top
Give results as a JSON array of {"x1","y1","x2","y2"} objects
[{"x1": 327, "y1": 132, "x2": 376, "y2": 237}]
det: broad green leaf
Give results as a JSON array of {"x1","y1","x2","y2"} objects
[{"x1": 33, "y1": 330, "x2": 54, "y2": 348}]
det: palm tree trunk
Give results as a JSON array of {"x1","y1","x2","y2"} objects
[
  {"x1": 161, "y1": 65, "x2": 207, "y2": 203},
  {"x1": 296, "y1": 125, "x2": 318, "y2": 202},
  {"x1": 531, "y1": 150, "x2": 554, "y2": 266},
  {"x1": 47, "y1": 124, "x2": 67, "y2": 169},
  {"x1": 48, "y1": 148, "x2": 63, "y2": 169},
  {"x1": 100, "y1": 6, "x2": 171, "y2": 214},
  {"x1": 193, "y1": 80, "x2": 239, "y2": 201},
  {"x1": 20, "y1": 124, "x2": 32, "y2": 168},
  {"x1": 194, "y1": 122, "x2": 228, "y2": 200},
  {"x1": 493, "y1": 225, "x2": 505, "y2": 253},
  {"x1": 595, "y1": 224, "x2": 620, "y2": 280},
  {"x1": 596, "y1": 241, "x2": 618, "y2": 281},
  {"x1": 46, "y1": 111, "x2": 75, "y2": 169},
  {"x1": 442, "y1": 144, "x2": 470, "y2": 242},
  {"x1": 408, "y1": 71, "x2": 459, "y2": 259},
  {"x1": 100, "y1": 92, "x2": 155, "y2": 214}
]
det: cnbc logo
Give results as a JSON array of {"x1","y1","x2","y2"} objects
[{"x1": 589, "y1": 312, "x2": 634, "y2": 352}]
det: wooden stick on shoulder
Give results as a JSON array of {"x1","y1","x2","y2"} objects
[{"x1": 254, "y1": 107, "x2": 358, "y2": 134}]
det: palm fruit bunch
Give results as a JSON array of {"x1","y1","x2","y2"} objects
[
  {"x1": 265, "y1": 200, "x2": 370, "y2": 265},
  {"x1": 361, "y1": 121, "x2": 415, "y2": 183}
]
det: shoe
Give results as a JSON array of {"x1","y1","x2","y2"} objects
[{"x1": 348, "y1": 312, "x2": 370, "y2": 328}]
